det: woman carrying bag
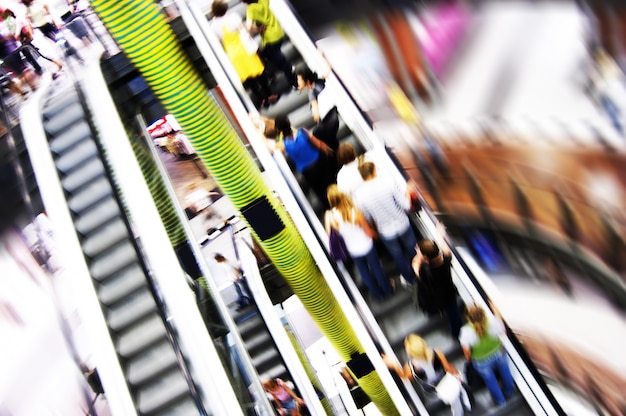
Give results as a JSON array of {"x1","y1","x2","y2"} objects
[
  {"x1": 384, "y1": 334, "x2": 468, "y2": 415},
  {"x1": 459, "y1": 303, "x2": 514, "y2": 408},
  {"x1": 324, "y1": 185, "x2": 393, "y2": 301}
]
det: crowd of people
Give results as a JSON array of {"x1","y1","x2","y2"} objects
[{"x1": 0, "y1": 0, "x2": 89, "y2": 99}]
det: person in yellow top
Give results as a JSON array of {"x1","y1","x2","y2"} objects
[
  {"x1": 242, "y1": 0, "x2": 296, "y2": 89},
  {"x1": 210, "y1": 0, "x2": 277, "y2": 108}
]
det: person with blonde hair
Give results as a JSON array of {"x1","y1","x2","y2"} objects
[
  {"x1": 325, "y1": 184, "x2": 393, "y2": 301},
  {"x1": 383, "y1": 333, "x2": 466, "y2": 415},
  {"x1": 459, "y1": 303, "x2": 514, "y2": 407}
]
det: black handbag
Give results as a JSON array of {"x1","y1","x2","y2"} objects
[{"x1": 464, "y1": 361, "x2": 485, "y2": 389}]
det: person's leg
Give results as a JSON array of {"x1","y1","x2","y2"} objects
[
  {"x1": 233, "y1": 281, "x2": 248, "y2": 307},
  {"x1": 259, "y1": 39, "x2": 296, "y2": 87},
  {"x1": 473, "y1": 357, "x2": 505, "y2": 405},
  {"x1": 397, "y1": 225, "x2": 418, "y2": 263},
  {"x1": 365, "y1": 246, "x2": 393, "y2": 297},
  {"x1": 20, "y1": 45, "x2": 43, "y2": 75},
  {"x1": 445, "y1": 300, "x2": 463, "y2": 339},
  {"x1": 382, "y1": 236, "x2": 415, "y2": 284},
  {"x1": 494, "y1": 350, "x2": 514, "y2": 399},
  {"x1": 353, "y1": 255, "x2": 384, "y2": 300}
]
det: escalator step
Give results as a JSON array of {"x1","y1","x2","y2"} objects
[
  {"x1": 74, "y1": 198, "x2": 121, "y2": 236},
  {"x1": 82, "y1": 219, "x2": 129, "y2": 257},
  {"x1": 45, "y1": 106, "x2": 90, "y2": 143},
  {"x1": 90, "y1": 241, "x2": 138, "y2": 280},
  {"x1": 127, "y1": 338, "x2": 179, "y2": 387},
  {"x1": 137, "y1": 369, "x2": 191, "y2": 416},
  {"x1": 46, "y1": 119, "x2": 92, "y2": 154},
  {"x1": 61, "y1": 157, "x2": 105, "y2": 193},
  {"x1": 116, "y1": 313, "x2": 169, "y2": 358},
  {"x1": 67, "y1": 176, "x2": 113, "y2": 214},
  {"x1": 54, "y1": 139, "x2": 99, "y2": 174},
  {"x1": 108, "y1": 288, "x2": 158, "y2": 332},
  {"x1": 98, "y1": 263, "x2": 146, "y2": 306}
]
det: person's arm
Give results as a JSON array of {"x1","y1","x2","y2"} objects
[
  {"x1": 311, "y1": 98, "x2": 321, "y2": 123},
  {"x1": 355, "y1": 209, "x2": 377, "y2": 239},
  {"x1": 434, "y1": 349, "x2": 460, "y2": 376},
  {"x1": 461, "y1": 345, "x2": 472, "y2": 362},
  {"x1": 306, "y1": 130, "x2": 333, "y2": 154},
  {"x1": 283, "y1": 382, "x2": 305, "y2": 406},
  {"x1": 381, "y1": 354, "x2": 411, "y2": 379},
  {"x1": 412, "y1": 250, "x2": 424, "y2": 278},
  {"x1": 324, "y1": 210, "x2": 334, "y2": 235}
]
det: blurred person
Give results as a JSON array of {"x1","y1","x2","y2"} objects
[
  {"x1": 590, "y1": 48, "x2": 626, "y2": 136},
  {"x1": 354, "y1": 161, "x2": 418, "y2": 286},
  {"x1": 241, "y1": 0, "x2": 297, "y2": 89},
  {"x1": 214, "y1": 253, "x2": 252, "y2": 311},
  {"x1": 0, "y1": 8, "x2": 37, "y2": 95},
  {"x1": 17, "y1": 15, "x2": 63, "y2": 77},
  {"x1": 412, "y1": 230, "x2": 463, "y2": 339},
  {"x1": 459, "y1": 303, "x2": 514, "y2": 407},
  {"x1": 325, "y1": 185, "x2": 393, "y2": 302},
  {"x1": 272, "y1": 115, "x2": 335, "y2": 209},
  {"x1": 262, "y1": 378, "x2": 305, "y2": 416},
  {"x1": 22, "y1": 0, "x2": 83, "y2": 63},
  {"x1": 210, "y1": 0, "x2": 278, "y2": 108},
  {"x1": 296, "y1": 67, "x2": 340, "y2": 177},
  {"x1": 335, "y1": 143, "x2": 362, "y2": 198},
  {"x1": 383, "y1": 333, "x2": 466, "y2": 415}
]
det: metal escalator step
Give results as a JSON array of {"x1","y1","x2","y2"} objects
[
  {"x1": 154, "y1": 397, "x2": 199, "y2": 416},
  {"x1": 62, "y1": 157, "x2": 105, "y2": 193},
  {"x1": 82, "y1": 219, "x2": 129, "y2": 257},
  {"x1": 90, "y1": 241, "x2": 138, "y2": 281},
  {"x1": 42, "y1": 91, "x2": 82, "y2": 119},
  {"x1": 108, "y1": 289, "x2": 158, "y2": 332},
  {"x1": 54, "y1": 139, "x2": 99, "y2": 174},
  {"x1": 98, "y1": 264, "x2": 146, "y2": 306},
  {"x1": 67, "y1": 176, "x2": 112, "y2": 214},
  {"x1": 260, "y1": 89, "x2": 309, "y2": 119},
  {"x1": 117, "y1": 313, "x2": 168, "y2": 358},
  {"x1": 74, "y1": 198, "x2": 121, "y2": 236},
  {"x1": 48, "y1": 122, "x2": 92, "y2": 154},
  {"x1": 44, "y1": 101, "x2": 87, "y2": 137},
  {"x1": 127, "y1": 339, "x2": 179, "y2": 387},
  {"x1": 137, "y1": 369, "x2": 191, "y2": 416}
]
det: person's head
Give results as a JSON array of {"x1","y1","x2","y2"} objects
[
  {"x1": 21, "y1": 0, "x2": 33, "y2": 6},
  {"x1": 295, "y1": 67, "x2": 317, "y2": 91},
  {"x1": 274, "y1": 115, "x2": 292, "y2": 138},
  {"x1": 404, "y1": 333, "x2": 433, "y2": 362},
  {"x1": 358, "y1": 161, "x2": 376, "y2": 181},
  {"x1": 418, "y1": 240, "x2": 440, "y2": 260},
  {"x1": 2, "y1": 9, "x2": 15, "y2": 18},
  {"x1": 336, "y1": 143, "x2": 357, "y2": 166},
  {"x1": 264, "y1": 378, "x2": 279, "y2": 389},
  {"x1": 326, "y1": 184, "x2": 353, "y2": 210},
  {"x1": 214, "y1": 253, "x2": 226, "y2": 263},
  {"x1": 465, "y1": 304, "x2": 488, "y2": 337},
  {"x1": 211, "y1": 0, "x2": 228, "y2": 17}
]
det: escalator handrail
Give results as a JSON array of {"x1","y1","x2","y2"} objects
[{"x1": 81, "y1": 54, "x2": 243, "y2": 416}]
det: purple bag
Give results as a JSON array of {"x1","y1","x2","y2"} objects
[{"x1": 329, "y1": 228, "x2": 349, "y2": 263}]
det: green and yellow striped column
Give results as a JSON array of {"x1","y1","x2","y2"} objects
[{"x1": 90, "y1": 1, "x2": 397, "y2": 414}]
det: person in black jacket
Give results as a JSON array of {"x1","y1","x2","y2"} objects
[{"x1": 412, "y1": 223, "x2": 463, "y2": 339}]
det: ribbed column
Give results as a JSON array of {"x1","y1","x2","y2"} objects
[{"x1": 90, "y1": 1, "x2": 397, "y2": 413}]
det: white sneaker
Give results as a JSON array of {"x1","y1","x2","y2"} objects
[{"x1": 399, "y1": 275, "x2": 412, "y2": 289}]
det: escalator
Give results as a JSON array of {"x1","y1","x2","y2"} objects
[{"x1": 33, "y1": 78, "x2": 202, "y2": 415}]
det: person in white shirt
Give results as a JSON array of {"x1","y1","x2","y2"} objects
[{"x1": 354, "y1": 161, "x2": 418, "y2": 285}]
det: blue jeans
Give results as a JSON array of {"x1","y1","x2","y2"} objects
[
  {"x1": 353, "y1": 246, "x2": 392, "y2": 300},
  {"x1": 381, "y1": 226, "x2": 418, "y2": 284},
  {"x1": 473, "y1": 350, "x2": 514, "y2": 405}
]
